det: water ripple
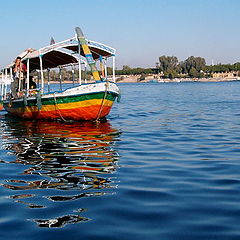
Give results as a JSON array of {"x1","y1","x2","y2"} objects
[
  {"x1": 0, "y1": 117, "x2": 120, "y2": 232},
  {"x1": 1, "y1": 82, "x2": 240, "y2": 239}
]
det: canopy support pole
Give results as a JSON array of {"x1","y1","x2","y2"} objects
[
  {"x1": 112, "y1": 55, "x2": 116, "y2": 82},
  {"x1": 26, "y1": 58, "x2": 30, "y2": 94},
  {"x1": 84, "y1": 63, "x2": 87, "y2": 84},
  {"x1": 59, "y1": 67, "x2": 62, "y2": 91},
  {"x1": 72, "y1": 64, "x2": 75, "y2": 86},
  {"x1": 39, "y1": 55, "x2": 44, "y2": 93},
  {"x1": 4, "y1": 69, "x2": 8, "y2": 97},
  {"x1": 37, "y1": 70, "x2": 40, "y2": 89},
  {"x1": 0, "y1": 73, "x2": 2, "y2": 98},
  {"x1": 1, "y1": 71, "x2": 4, "y2": 97},
  {"x1": 47, "y1": 68, "x2": 50, "y2": 93},
  {"x1": 5, "y1": 69, "x2": 7, "y2": 92},
  {"x1": 104, "y1": 58, "x2": 108, "y2": 81},
  {"x1": 4, "y1": 80, "x2": 7, "y2": 97},
  {"x1": 1, "y1": 84, "x2": 3, "y2": 98},
  {"x1": 9, "y1": 68, "x2": 13, "y2": 94},
  {"x1": 78, "y1": 50, "x2": 82, "y2": 85},
  {"x1": 3, "y1": 69, "x2": 6, "y2": 97},
  {"x1": 10, "y1": 67, "x2": 13, "y2": 82}
]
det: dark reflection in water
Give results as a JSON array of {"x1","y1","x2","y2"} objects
[
  {"x1": 1, "y1": 117, "x2": 120, "y2": 228},
  {"x1": 33, "y1": 214, "x2": 89, "y2": 228}
]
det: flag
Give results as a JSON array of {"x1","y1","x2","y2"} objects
[{"x1": 50, "y1": 37, "x2": 55, "y2": 45}]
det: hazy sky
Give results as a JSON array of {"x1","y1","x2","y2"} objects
[{"x1": 0, "y1": 0, "x2": 240, "y2": 69}]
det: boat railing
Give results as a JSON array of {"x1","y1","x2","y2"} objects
[
  {"x1": 0, "y1": 72, "x2": 12, "y2": 100},
  {"x1": 1, "y1": 27, "x2": 117, "y2": 101}
]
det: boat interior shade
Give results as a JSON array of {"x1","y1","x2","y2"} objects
[{"x1": 24, "y1": 50, "x2": 78, "y2": 71}]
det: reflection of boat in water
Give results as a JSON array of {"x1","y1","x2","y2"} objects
[{"x1": 1, "y1": 118, "x2": 120, "y2": 228}]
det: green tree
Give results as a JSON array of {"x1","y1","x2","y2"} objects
[
  {"x1": 159, "y1": 55, "x2": 179, "y2": 72},
  {"x1": 189, "y1": 68, "x2": 198, "y2": 78},
  {"x1": 158, "y1": 55, "x2": 181, "y2": 78},
  {"x1": 164, "y1": 69, "x2": 178, "y2": 79},
  {"x1": 184, "y1": 56, "x2": 206, "y2": 73}
]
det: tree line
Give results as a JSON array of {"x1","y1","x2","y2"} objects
[
  {"x1": 32, "y1": 56, "x2": 240, "y2": 81},
  {"x1": 115, "y1": 56, "x2": 240, "y2": 79},
  {"x1": 158, "y1": 55, "x2": 206, "y2": 78}
]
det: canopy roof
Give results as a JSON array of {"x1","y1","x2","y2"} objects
[
  {"x1": 37, "y1": 38, "x2": 115, "y2": 57},
  {"x1": 24, "y1": 50, "x2": 78, "y2": 71},
  {"x1": 3, "y1": 36, "x2": 116, "y2": 71}
]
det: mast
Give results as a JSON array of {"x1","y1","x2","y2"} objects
[{"x1": 75, "y1": 27, "x2": 101, "y2": 82}]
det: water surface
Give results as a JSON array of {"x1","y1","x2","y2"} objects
[{"x1": 1, "y1": 82, "x2": 240, "y2": 240}]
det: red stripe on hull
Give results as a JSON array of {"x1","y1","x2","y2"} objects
[{"x1": 7, "y1": 105, "x2": 112, "y2": 121}]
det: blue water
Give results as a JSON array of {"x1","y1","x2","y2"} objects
[{"x1": 1, "y1": 82, "x2": 240, "y2": 239}]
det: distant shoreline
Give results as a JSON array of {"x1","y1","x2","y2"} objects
[
  {"x1": 44, "y1": 76, "x2": 240, "y2": 84},
  {"x1": 115, "y1": 75, "x2": 240, "y2": 83}
]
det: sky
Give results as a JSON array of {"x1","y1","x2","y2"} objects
[{"x1": 0, "y1": 0, "x2": 240, "y2": 69}]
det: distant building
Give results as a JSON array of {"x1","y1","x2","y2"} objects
[{"x1": 212, "y1": 71, "x2": 239, "y2": 79}]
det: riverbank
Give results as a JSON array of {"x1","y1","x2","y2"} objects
[
  {"x1": 115, "y1": 74, "x2": 240, "y2": 83},
  {"x1": 41, "y1": 75, "x2": 240, "y2": 84}
]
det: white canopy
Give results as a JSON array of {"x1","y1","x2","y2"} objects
[{"x1": 3, "y1": 36, "x2": 116, "y2": 71}]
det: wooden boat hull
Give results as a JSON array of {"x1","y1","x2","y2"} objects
[{"x1": 3, "y1": 82, "x2": 120, "y2": 121}]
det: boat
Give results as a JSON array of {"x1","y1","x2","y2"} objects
[
  {"x1": 0, "y1": 71, "x2": 11, "y2": 110},
  {"x1": 148, "y1": 79, "x2": 158, "y2": 83},
  {"x1": 0, "y1": 27, "x2": 120, "y2": 121}
]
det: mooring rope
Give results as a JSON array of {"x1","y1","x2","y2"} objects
[
  {"x1": 53, "y1": 93, "x2": 67, "y2": 122},
  {"x1": 53, "y1": 82, "x2": 108, "y2": 122},
  {"x1": 96, "y1": 81, "x2": 109, "y2": 122}
]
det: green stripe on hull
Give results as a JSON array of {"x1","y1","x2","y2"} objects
[{"x1": 4, "y1": 92, "x2": 117, "y2": 109}]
